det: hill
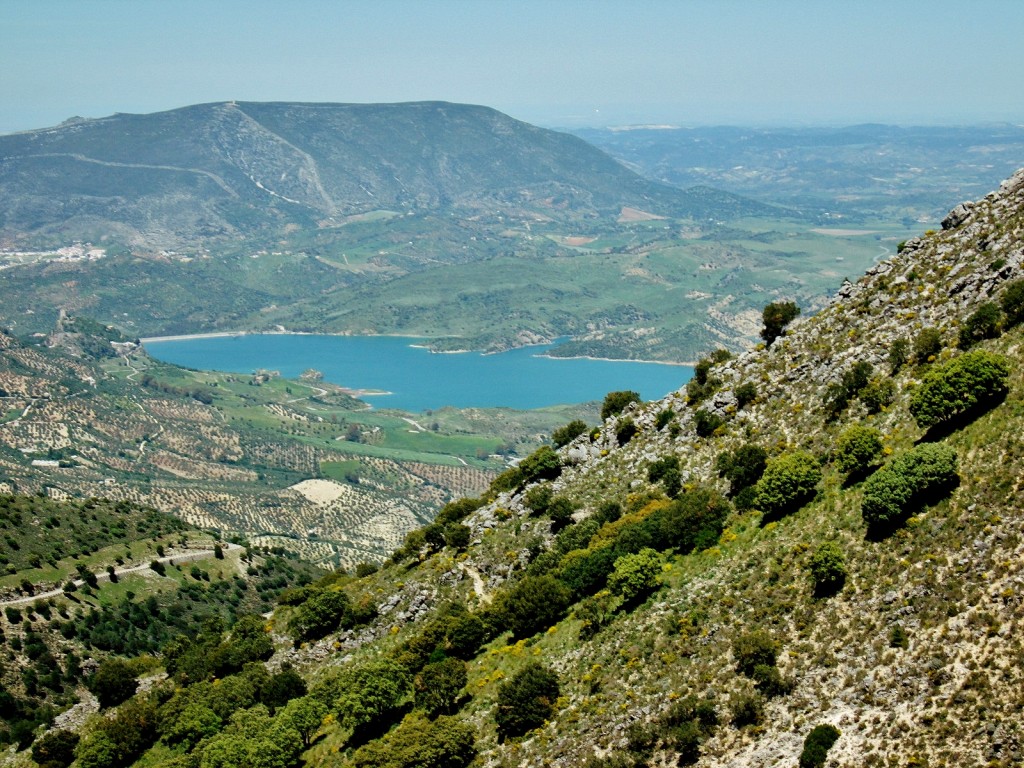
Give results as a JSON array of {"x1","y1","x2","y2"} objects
[
  {"x1": 0, "y1": 102, "x2": 901, "y2": 362},
  {"x1": 0, "y1": 101, "x2": 772, "y2": 250},
  {"x1": 4, "y1": 162, "x2": 1022, "y2": 766}
]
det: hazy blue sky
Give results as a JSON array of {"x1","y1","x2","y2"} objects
[{"x1": 3, "y1": 0, "x2": 1022, "y2": 133}]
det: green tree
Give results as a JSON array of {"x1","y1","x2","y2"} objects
[
  {"x1": 495, "y1": 663, "x2": 560, "y2": 739},
  {"x1": 913, "y1": 327, "x2": 943, "y2": 364},
  {"x1": 799, "y1": 724, "x2": 841, "y2": 768},
  {"x1": 1000, "y1": 278, "x2": 1024, "y2": 327},
  {"x1": 958, "y1": 301, "x2": 1002, "y2": 348},
  {"x1": 909, "y1": 350, "x2": 1010, "y2": 428},
  {"x1": 735, "y1": 382, "x2": 758, "y2": 409},
  {"x1": 493, "y1": 575, "x2": 572, "y2": 639},
  {"x1": 74, "y1": 731, "x2": 121, "y2": 768},
  {"x1": 760, "y1": 301, "x2": 800, "y2": 345},
  {"x1": 415, "y1": 657, "x2": 468, "y2": 716},
  {"x1": 808, "y1": 542, "x2": 847, "y2": 596},
  {"x1": 334, "y1": 658, "x2": 413, "y2": 732},
  {"x1": 289, "y1": 588, "x2": 352, "y2": 642},
  {"x1": 552, "y1": 419, "x2": 589, "y2": 448},
  {"x1": 349, "y1": 711, "x2": 476, "y2": 768},
  {"x1": 517, "y1": 445, "x2": 562, "y2": 484},
  {"x1": 753, "y1": 451, "x2": 821, "y2": 518},
  {"x1": 278, "y1": 696, "x2": 328, "y2": 746},
  {"x1": 31, "y1": 729, "x2": 79, "y2": 768},
  {"x1": 693, "y1": 409, "x2": 724, "y2": 437},
  {"x1": 833, "y1": 424, "x2": 883, "y2": 476},
  {"x1": 888, "y1": 337, "x2": 910, "y2": 373},
  {"x1": 88, "y1": 657, "x2": 137, "y2": 709},
  {"x1": 601, "y1": 390, "x2": 641, "y2": 420},
  {"x1": 162, "y1": 702, "x2": 221, "y2": 750},
  {"x1": 861, "y1": 443, "x2": 958, "y2": 529},
  {"x1": 732, "y1": 630, "x2": 779, "y2": 676},
  {"x1": 607, "y1": 548, "x2": 663, "y2": 605},
  {"x1": 715, "y1": 443, "x2": 767, "y2": 497}
]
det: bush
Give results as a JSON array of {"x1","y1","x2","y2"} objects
[
  {"x1": 288, "y1": 588, "x2": 352, "y2": 642},
  {"x1": 754, "y1": 451, "x2": 821, "y2": 518},
  {"x1": 799, "y1": 724, "x2": 841, "y2": 768},
  {"x1": 495, "y1": 663, "x2": 560, "y2": 739},
  {"x1": 809, "y1": 542, "x2": 847, "y2": 596},
  {"x1": 889, "y1": 337, "x2": 910, "y2": 373},
  {"x1": 693, "y1": 409, "x2": 724, "y2": 437},
  {"x1": 349, "y1": 711, "x2": 475, "y2": 768},
  {"x1": 656, "y1": 487, "x2": 732, "y2": 554},
  {"x1": 607, "y1": 548, "x2": 662, "y2": 605},
  {"x1": 715, "y1": 443, "x2": 767, "y2": 497},
  {"x1": 647, "y1": 455, "x2": 680, "y2": 485},
  {"x1": 909, "y1": 350, "x2": 1010, "y2": 428},
  {"x1": 732, "y1": 630, "x2": 779, "y2": 676},
  {"x1": 334, "y1": 658, "x2": 413, "y2": 731},
  {"x1": 601, "y1": 391, "x2": 641, "y2": 420},
  {"x1": 88, "y1": 657, "x2": 138, "y2": 708},
  {"x1": 751, "y1": 663, "x2": 792, "y2": 698},
  {"x1": 913, "y1": 327, "x2": 943, "y2": 364},
  {"x1": 1000, "y1": 278, "x2": 1024, "y2": 327},
  {"x1": 859, "y1": 377, "x2": 896, "y2": 414},
  {"x1": 833, "y1": 424, "x2": 883, "y2": 476},
  {"x1": 493, "y1": 575, "x2": 572, "y2": 639},
  {"x1": 552, "y1": 419, "x2": 588, "y2": 448},
  {"x1": 861, "y1": 443, "x2": 959, "y2": 529},
  {"x1": 958, "y1": 301, "x2": 1002, "y2": 348},
  {"x1": 518, "y1": 445, "x2": 563, "y2": 485},
  {"x1": 761, "y1": 301, "x2": 800, "y2": 346},
  {"x1": 415, "y1": 658, "x2": 467, "y2": 716},
  {"x1": 654, "y1": 409, "x2": 675, "y2": 430},
  {"x1": 523, "y1": 484, "x2": 554, "y2": 516},
  {"x1": 687, "y1": 349, "x2": 732, "y2": 404},
  {"x1": 823, "y1": 361, "x2": 874, "y2": 418},
  {"x1": 615, "y1": 418, "x2": 638, "y2": 446},
  {"x1": 735, "y1": 382, "x2": 758, "y2": 409},
  {"x1": 730, "y1": 692, "x2": 764, "y2": 727},
  {"x1": 31, "y1": 729, "x2": 80, "y2": 768}
]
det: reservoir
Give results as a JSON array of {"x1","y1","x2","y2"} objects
[{"x1": 144, "y1": 334, "x2": 692, "y2": 412}]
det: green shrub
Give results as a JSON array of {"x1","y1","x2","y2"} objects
[
  {"x1": 601, "y1": 390, "x2": 641, "y2": 420},
  {"x1": 607, "y1": 548, "x2": 663, "y2": 605},
  {"x1": 493, "y1": 575, "x2": 572, "y2": 639},
  {"x1": 730, "y1": 692, "x2": 765, "y2": 727},
  {"x1": 859, "y1": 377, "x2": 896, "y2": 414},
  {"x1": 648, "y1": 455, "x2": 680, "y2": 484},
  {"x1": 414, "y1": 658, "x2": 467, "y2": 716},
  {"x1": 958, "y1": 301, "x2": 1002, "y2": 348},
  {"x1": 761, "y1": 301, "x2": 800, "y2": 346},
  {"x1": 557, "y1": 546, "x2": 617, "y2": 598},
  {"x1": 889, "y1": 337, "x2": 910, "y2": 373},
  {"x1": 823, "y1": 361, "x2": 874, "y2": 418},
  {"x1": 1000, "y1": 278, "x2": 1024, "y2": 327},
  {"x1": 715, "y1": 443, "x2": 767, "y2": 497},
  {"x1": 31, "y1": 729, "x2": 80, "y2": 768},
  {"x1": 615, "y1": 418, "x2": 638, "y2": 446},
  {"x1": 799, "y1": 724, "x2": 841, "y2": 768},
  {"x1": 732, "y1": 630, "x2": 779, "y2": 676},
  {"x1": 523, "y1": 484, "x2": 554, "y2": 516},
  {"x1": 656, "y1": 487, "x2": 732, "y2": 553},
  {"x1": 694, "y1": 409, "x2": 724, "y2": 437},
  {"x1": 913, "y1": 327, "x2": 943, "y2": 364},
  {"x1": 518, "y1": 445, "x2": 563, "y2": 484},
  {"x1": 833, "y1": 424, "x2": 883, "y2": 476},
  {"x1": 288, "y1": 588, "x2": 353, "y2": 642},
  {"x1": 654, "y1": 409, "x2": 675, "y2": 430},
  {"x1": 687, "y1": 349, "x2": 732, "y2": 404},
  {"x1": 861, "y1": 443, "x2": 959, "y2": 529},
  {"x1": 809, "y1": 542, "x2": 847, "y2": 596},
  {"x1": 349, "y1": 711, "x2": 476, "y2": 768},
  {"x1": 751, "y1": 663, "x2": 792, "y2": 698},
  {"x1": 495, "y1": 663, "x2": 560, "y2": 739},
  {"x1": 87, "y1": 658, "x2": 138, "y2": 709},
  {"x1": 754, "y1": 451, "x2": 821, "y2": 518},
  {"x1": 735, "y1": 382, "x2": 758, "y2": 408},
  {"x1": 552, "y1": 419, "x2": 589, "y2": 448},
  {"x1": 908, "y1": 350, "x2": 1010, "y2": 428},
  {"x1": 334, "y1": 658, "x2": 413, "y2": 731}
]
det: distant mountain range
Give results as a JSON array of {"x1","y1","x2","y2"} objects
[{"x1": 0, "y1": 101, "x2": 776, "y2": 249}]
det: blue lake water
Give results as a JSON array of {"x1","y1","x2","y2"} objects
[{"x1": 143, "y1": 334, "x2": 692, "y2": 412}]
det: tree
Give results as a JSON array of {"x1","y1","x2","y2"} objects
[
  {"x1": 735, "y1": 382, "x2": 758, "y2": 408},
  {"x1": 31, "y1": 729, "x2": 79, "y2": 768},
  {"x1": 349, "y1": 711, "x2": 475, "y2": 768},
  {"x1": 601, "y1": 390, "x2": 641, "y2": 420},
  {"x1": 334, "y1": 658, "x2": 412, "y2": 731},
  {"x1": 958, "y1": 301, "x2": 1002, "y2": 348},
  {"x1": 493, "y1": 575, "x2": 572, "y2": 639},
  {"x1": 415, "y1": 657, "x2": 468, "y2": 716},
  {"x1": 888, "y1": 337, "x2": 910, "y2": 373},
  {"x1": 732, "y1": 630, "x2": 779, "y2": 676},
  {"x1": 693, "y1": 409, "x2": 724, "y2": 437},
  {"x1": 760, "y1": 301, "x2": 800, "y2": 345},
  {"x1": 799, "y1": 724, "x2": 841, "y2": 768},
  {"x1": 517, "y1": 445, "x2": 562, "y2": 484},
  {"x1": 715, "y1": 443, "x2": 767, "y2": 497},
  {"x1": 909, "y1": 350, "x2": 1010, "y2": 428},
  {"x1": 289, "y1": 588, "x2": 352, "y2": 642},
  {"x1": 278, "y1": 696, "x2": 328, "y2": 746},
  {"x1": 495, "y1": 662, "x2": 560, "y2": 739},
  {"x1": 607, "y1": 548, "x2": 663, "y2": 605},
  {"x1": 833, "y1": 424, "x2": 882, "y2": 476},
  {"x1": 552, "y1": 419, "x2": 589, "y2": 448},
  {"x1": 861, "y1": 443, "x2": 958, "y2": 529},
  {"x1": 88, "y1": 657, "x2": 137, "y2": 708},
  {"x1": 913, "y1": 327, "x2": 943, "y2": 364},
  {"x1": 808, "y1": 542, "x2": 847, "y2": 596},
  {"x1": 162, "y1": 702, "x2": 221, "y2": 750},
  {"x1": 753, "y1": 451, "x2": 821, "y2": 518},
  {"x1": 1000, "y1": 278, "x2": 1024, "y2": 327}
]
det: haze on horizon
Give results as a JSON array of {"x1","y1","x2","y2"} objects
[{"x1": 3, "y1": 0, "x2": 1023, "y2": 135}]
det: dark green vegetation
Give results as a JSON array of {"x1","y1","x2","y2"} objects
[{"x1": 0, "y1": 103, "x2": 909, "y2": 361}]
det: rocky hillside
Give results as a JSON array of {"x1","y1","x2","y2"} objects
[
  {"x1": 0, "y1": 101, "x2": 771, "y2": 249},
  {"x1": 5, "y1": 169, "x2": 1024, "y2": 768},
  {"x1": 268, "y1": 168, "x2": 1024, "y2": 767}
]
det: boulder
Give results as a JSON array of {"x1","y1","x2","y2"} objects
[{"x1": 941, "y1": 201, "x2": 975, "y2": 230}]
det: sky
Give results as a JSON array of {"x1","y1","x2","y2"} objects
[{"x1": 2, "y1": 0, "x2": 1023, "y2": 134}]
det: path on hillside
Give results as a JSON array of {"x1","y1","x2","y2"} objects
[{"x1": 0, "y1": 542, "x2": 243, "y2": 608}]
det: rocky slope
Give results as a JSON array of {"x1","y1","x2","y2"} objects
[{"x1": 292, "y1": 167, "x2": 1024, "y2": 767}]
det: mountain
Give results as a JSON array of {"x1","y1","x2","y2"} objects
[
  {"x1": 4, "y1": 167, "x2": 1023, "y2": 766},
  {"x1": 0, "y1": 101, "x2": 774, "y2": 250}
]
